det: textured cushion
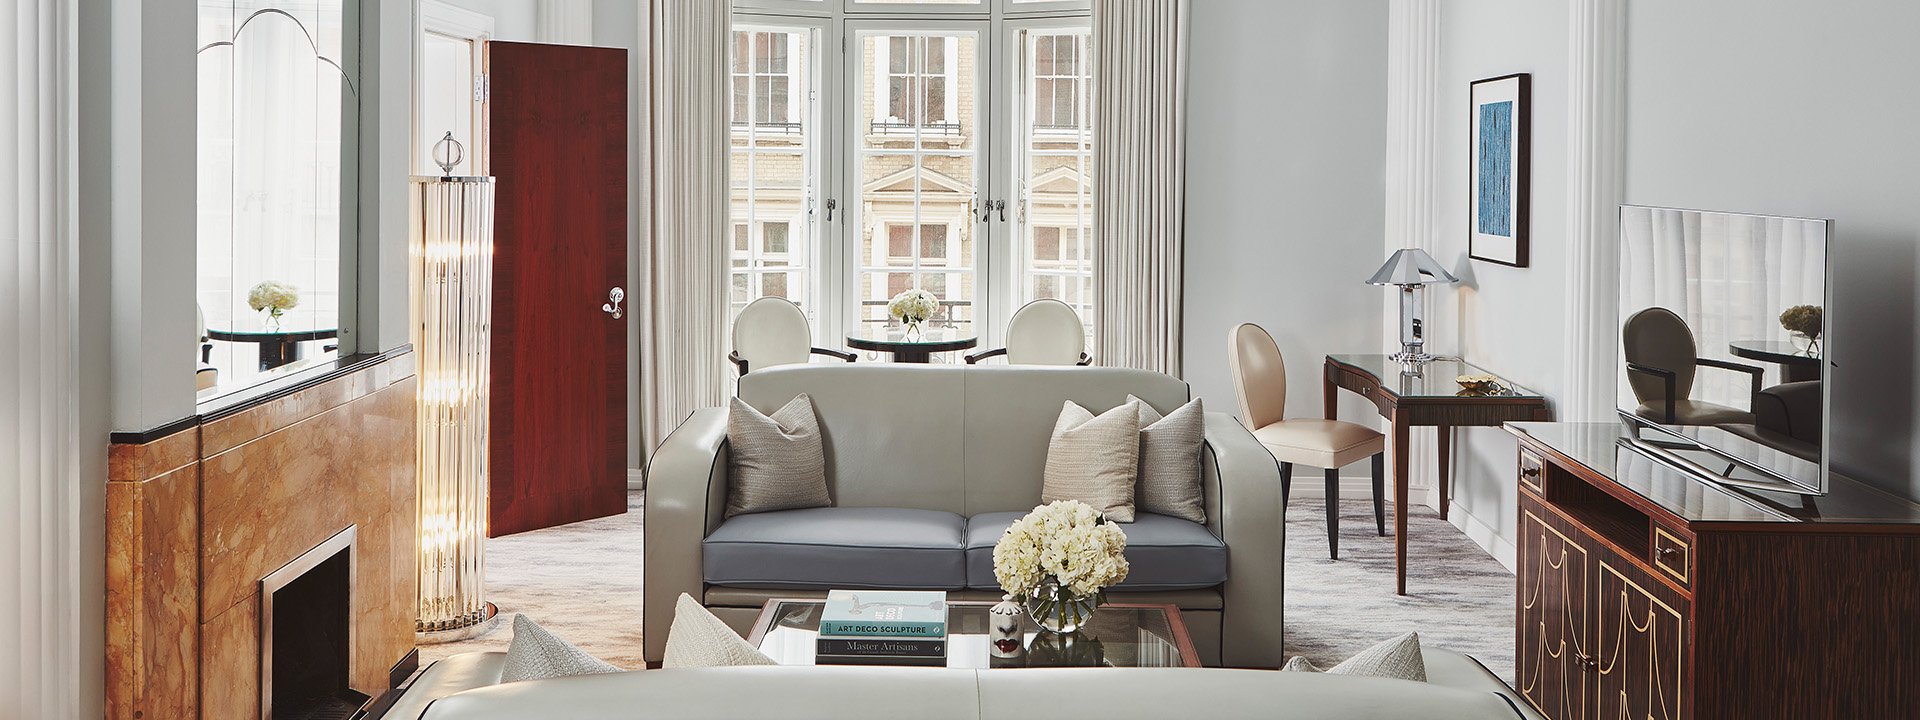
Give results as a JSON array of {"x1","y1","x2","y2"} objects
[
  {"x1": 1250, "y1": 418, "x2": 1385, "y2": 469},
  {"x1": 1129, "y1": 395, "x2": 1206, "y2": 523},
  {"x1": 726, "y1": 394, "x2": 831, "y2": 518},
  {"x1": 663, "y1": 593, "x2": 777, "y2": 669},
  {"x1": 1041, "y1": 400, "x2": 1141, "y2": 522},
  {"x1": 704, "y1": 507, "x2": 968, "y2": 589},
  {"x1": 500, "y1": 615, "x2": 624, "y2": 682},
  {"x1": 965, "y1": 511, "x2": 1226, "y2": 592},
  {"x1": 1283, "y1": 632, "x2": 1427, "y2": 681}
]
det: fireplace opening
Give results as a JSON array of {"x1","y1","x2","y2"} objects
[{"x1": 262, "y1": 527, "x2": 369, "y2": 720}]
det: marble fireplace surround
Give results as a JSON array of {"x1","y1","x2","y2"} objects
[{"x1": 108, "y1": 350, "x2": 419, "y2": 720}]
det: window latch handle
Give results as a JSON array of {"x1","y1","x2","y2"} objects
[
  {"x1": 824, "y1": 198, "x2": 837, "y2": 222},
  {"x1": 996, "y1": 200, "x2": 1007, "y2": 222}
]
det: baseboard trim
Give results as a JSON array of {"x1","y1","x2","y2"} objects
[
  {"x1": 1447, "y1": 502, "x2": 1517, "y2": 573},
  {"x1": 628, "y1": 468, "x2": 646, "y2": 491}
]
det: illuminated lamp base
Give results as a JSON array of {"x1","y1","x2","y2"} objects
[{"x1": 415, "y1": 602, "x2": 501, "y2": 645}]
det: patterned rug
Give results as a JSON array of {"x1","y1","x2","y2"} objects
[{"x1": 422, "y1": 491, "x2": 1515, "y2": 679}]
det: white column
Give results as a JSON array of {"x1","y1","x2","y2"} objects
[
  {"x1": 2, "y1": 0, "x2": 92, "y2": 716},
  {"x1": 1383, "y1": 0, "x2": 1439, "y2": 498},
  {"x1": 1561, "y1": 0, "x2": 1627, "y2": 421},
  {"x1": 538, "y1": 0, "x2": 596, "y2": 45}
]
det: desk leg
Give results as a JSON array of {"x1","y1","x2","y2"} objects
[
  {"x1": 1437, "y1": 425, "x2": 1452, "y2": 521},
  {"x1": 1393, "y1": 408, "x2": 1410, "y2": 596}
]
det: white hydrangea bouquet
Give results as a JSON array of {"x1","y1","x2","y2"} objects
[
  {"x1": 247, "y1": 281, "x2": 300, "y2": 330},
  {"x1": 886, "y1": 288, "x2": 941, "y2": 337},
  {"x1": 992, "y1": 500, "x2": 1129, "y2": 633}
]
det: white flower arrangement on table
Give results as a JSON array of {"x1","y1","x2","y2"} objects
[
  {"x1": 247, "y1": 281, "x2": 300, "y2": 329},
  {"x1": 886, "y1": 289, "x2": 942, "y2": 326},
  {"x1": 992, "y1": 500, "x2": 1129, "y2": 632}
]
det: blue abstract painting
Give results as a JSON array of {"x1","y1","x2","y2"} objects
[{"x1": 1476, "y1": 100, "x2": 1515, "y2": 237}]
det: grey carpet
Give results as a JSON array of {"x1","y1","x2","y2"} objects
[
  {"x1": 1281, "y1": 496, "x2": 1515, "y2": 680},
  {"x1": 423, "y1": 491, "x2": 1515, "y2": 680},
  {"x1": 421, "y1": 493, "x2": 649, "y2": 669}
]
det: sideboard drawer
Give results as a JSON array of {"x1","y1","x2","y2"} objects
[
  {"x1": 1652, "y1": 525, "x2": 1691, "y2": 586},
  {"x1": 1519, "y1": 451, "x2": 1546, "y2": 494}
]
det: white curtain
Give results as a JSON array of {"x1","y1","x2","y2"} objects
[
  {"x1": 638, "y1": 0, "x2": 730, "y2": 459},
  {"x1": 1618, "y1": 207, "x2": 1828, "y2": 408},
  {"x1": 2, "y1": 0, "x2": 85, "y2": 715},
  {"x1": 1091, "y1": 0, "x2": 1188, "y2": 375}
]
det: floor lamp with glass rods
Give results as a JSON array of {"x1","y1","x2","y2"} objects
[{"x1": 413, "y1": 133, "x2": 501, "y2": 642}]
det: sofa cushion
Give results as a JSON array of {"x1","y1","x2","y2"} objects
[
  {"x1": 964, "y1": 511, "x2": 1227, "y2": 592},
  {"x1": 704, "y1": 507, "x2": 968, "y2": 589}
]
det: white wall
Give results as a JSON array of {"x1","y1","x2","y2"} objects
[
  {"x1": 1419, "y1": 0, "x2": 1572, "y2": 567},
  {"x1": 1624, "y1": 0, "x2": 1920, "y2": 500},
  {"x1": 1393, "y1": 0, "x2": 1920, "y2": 563},
  {"x1": 1183, "y1": 0, "x2": 1390, "y2": 430}
]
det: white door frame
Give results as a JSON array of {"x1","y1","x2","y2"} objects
[{"x1": 417, "y1": 0, "x2": 495, "y2": 174}]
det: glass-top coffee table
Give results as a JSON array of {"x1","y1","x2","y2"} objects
[{"x1": 746, "y1": 599, "x2": 1202, "y2": 668}]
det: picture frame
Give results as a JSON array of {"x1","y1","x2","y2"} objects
[{"x1": 1468, "y1": 73, "x2": 1531, "y2": 267}]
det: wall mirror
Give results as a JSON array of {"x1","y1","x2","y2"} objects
[{"x1": 196, "y1": 0, "x2": 360, "y2": 400}]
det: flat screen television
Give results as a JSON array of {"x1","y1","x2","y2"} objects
[{"x1": 1616, "y1": 205, "x2": 1833, "y2": 495}]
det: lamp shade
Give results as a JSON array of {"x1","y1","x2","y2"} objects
[{"x1": 1366, "y1": 248, "x2": 1459, "y2": 286}]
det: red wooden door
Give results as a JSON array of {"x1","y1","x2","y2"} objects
[{"x1": 485, "y1": 41, "x2": 628, "y2": 536}]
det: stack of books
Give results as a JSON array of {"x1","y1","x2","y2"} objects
[{"x1": 815, "y1": 590, "x2": 948, "y2": 667}]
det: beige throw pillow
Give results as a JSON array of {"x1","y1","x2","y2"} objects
[
  {"x1": 1281, "y1": 631, "x2": 1427, "y2": 681},
  {"x1": 1042, "y1": 400, "x2": 1141, "y2": 522},
  {"x1": 726, "y1": 394, "x2": 830, "y2": 518},
  {"x1": 500, "y1": 615, "x2": 624, "y2": 683},
  {"x1": 1129, "y1": 395, "x2": 1207, "y2": 524},
  {"x1": 663, "y1": 593, "x2": 778, "y2": 669}
]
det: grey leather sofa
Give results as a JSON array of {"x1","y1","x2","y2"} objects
[
  {"x1": 398, "y1": 650, "x2": 1546, "y2": 719},
  {"x1": 644, "y1": 364, "x2": 1286, "y2": 667}
]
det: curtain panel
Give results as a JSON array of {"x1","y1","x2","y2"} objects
[
  {"x1": 1091, "y1": 0, "x2": 1189, "y2": 375},
  {"x1": 639, "y1": 0, "x2": 730, "y2": 460},
  {"x1": 3, "y1": 0, "x2": 86, "y2": 715}
]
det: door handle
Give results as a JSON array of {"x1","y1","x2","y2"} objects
[
  {"x1": 602, "y1": 287, "x2": 625, "y2": 319},
  {"x1": 824, "y1": 198, "x2": 837, "y2": 222}
]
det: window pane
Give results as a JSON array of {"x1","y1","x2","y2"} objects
[
  {"x1": 864, "y1": 32, "x2": 973, "y2": 148},
  {"x1": 730, "y1": 27, "x2": 816, "y2": 325},
  {"x1": 764, "y1": 222, "x2": 790, "y2": 254},
  {"x1": 1019, "y1": 29, "x2": 1095, "y2": 345},
  {"x1": 920, "y1": 224, "x2": 948, "y2": 262}
]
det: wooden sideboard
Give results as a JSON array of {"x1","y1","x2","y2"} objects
[{"x1": 1508, "y1": 422, "x2": 1920, "y2": 720}]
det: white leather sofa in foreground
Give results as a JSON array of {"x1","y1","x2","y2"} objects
[
  {"x1": 644, "y1": 364, "x2": 1286, "y2": 667},
  {"x1": 392, "y1": 650, "x2": 1546, "y2": 720}
]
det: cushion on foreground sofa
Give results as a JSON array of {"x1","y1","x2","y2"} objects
[
  {"x1": 393, "y1": 649, "x2": 1545, "y2": 720},
  {"x1": 644, "y1": 364, "x2": 1285, "y2": 667}
]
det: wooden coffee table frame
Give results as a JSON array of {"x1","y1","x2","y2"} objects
[{"x1": 745, "y1": 598, "x2": 1203, "y2": 668}]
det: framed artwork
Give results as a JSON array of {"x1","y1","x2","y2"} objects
[{"x1": 1468, "y1": 73, "x2": 1531, "y2": 267}]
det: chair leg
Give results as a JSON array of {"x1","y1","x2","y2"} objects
[
  {"x1": 1325, "y1": 467, "x2": 1341, "y2": 560},
  {"x1": 1279, "y1": 462, "x2": 1293, "y2": 508},
  {"x1": 1371, "y1": 452, "x2": 1387, "y2": 537}
]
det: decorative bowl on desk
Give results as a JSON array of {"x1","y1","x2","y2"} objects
[{"x1": 1455, "y1": 373, "x2": 1506, "y2": 396}]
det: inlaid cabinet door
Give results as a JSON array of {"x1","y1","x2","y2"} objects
[
  {"x1": 1519, "y1": 501, "x2": 1593, "y2": 720},
  {"x1": 1596, "y1": 561, "x2": 1689, "y2": 720}
]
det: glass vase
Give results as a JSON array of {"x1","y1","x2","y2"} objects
[
  {"x1": 1792, "y1": 332, "x2": 1822, "y2": 357},
  {"x1": 1022, "y1": 577, "x2": 1098, "y2": 634},
  {"x1": 902, "y1": 318, "x2": 923, "y2": 341}
]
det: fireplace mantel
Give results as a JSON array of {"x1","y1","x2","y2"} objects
[{"x1": 108, "y1": 351, "x2": 419, "y2": 720}]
